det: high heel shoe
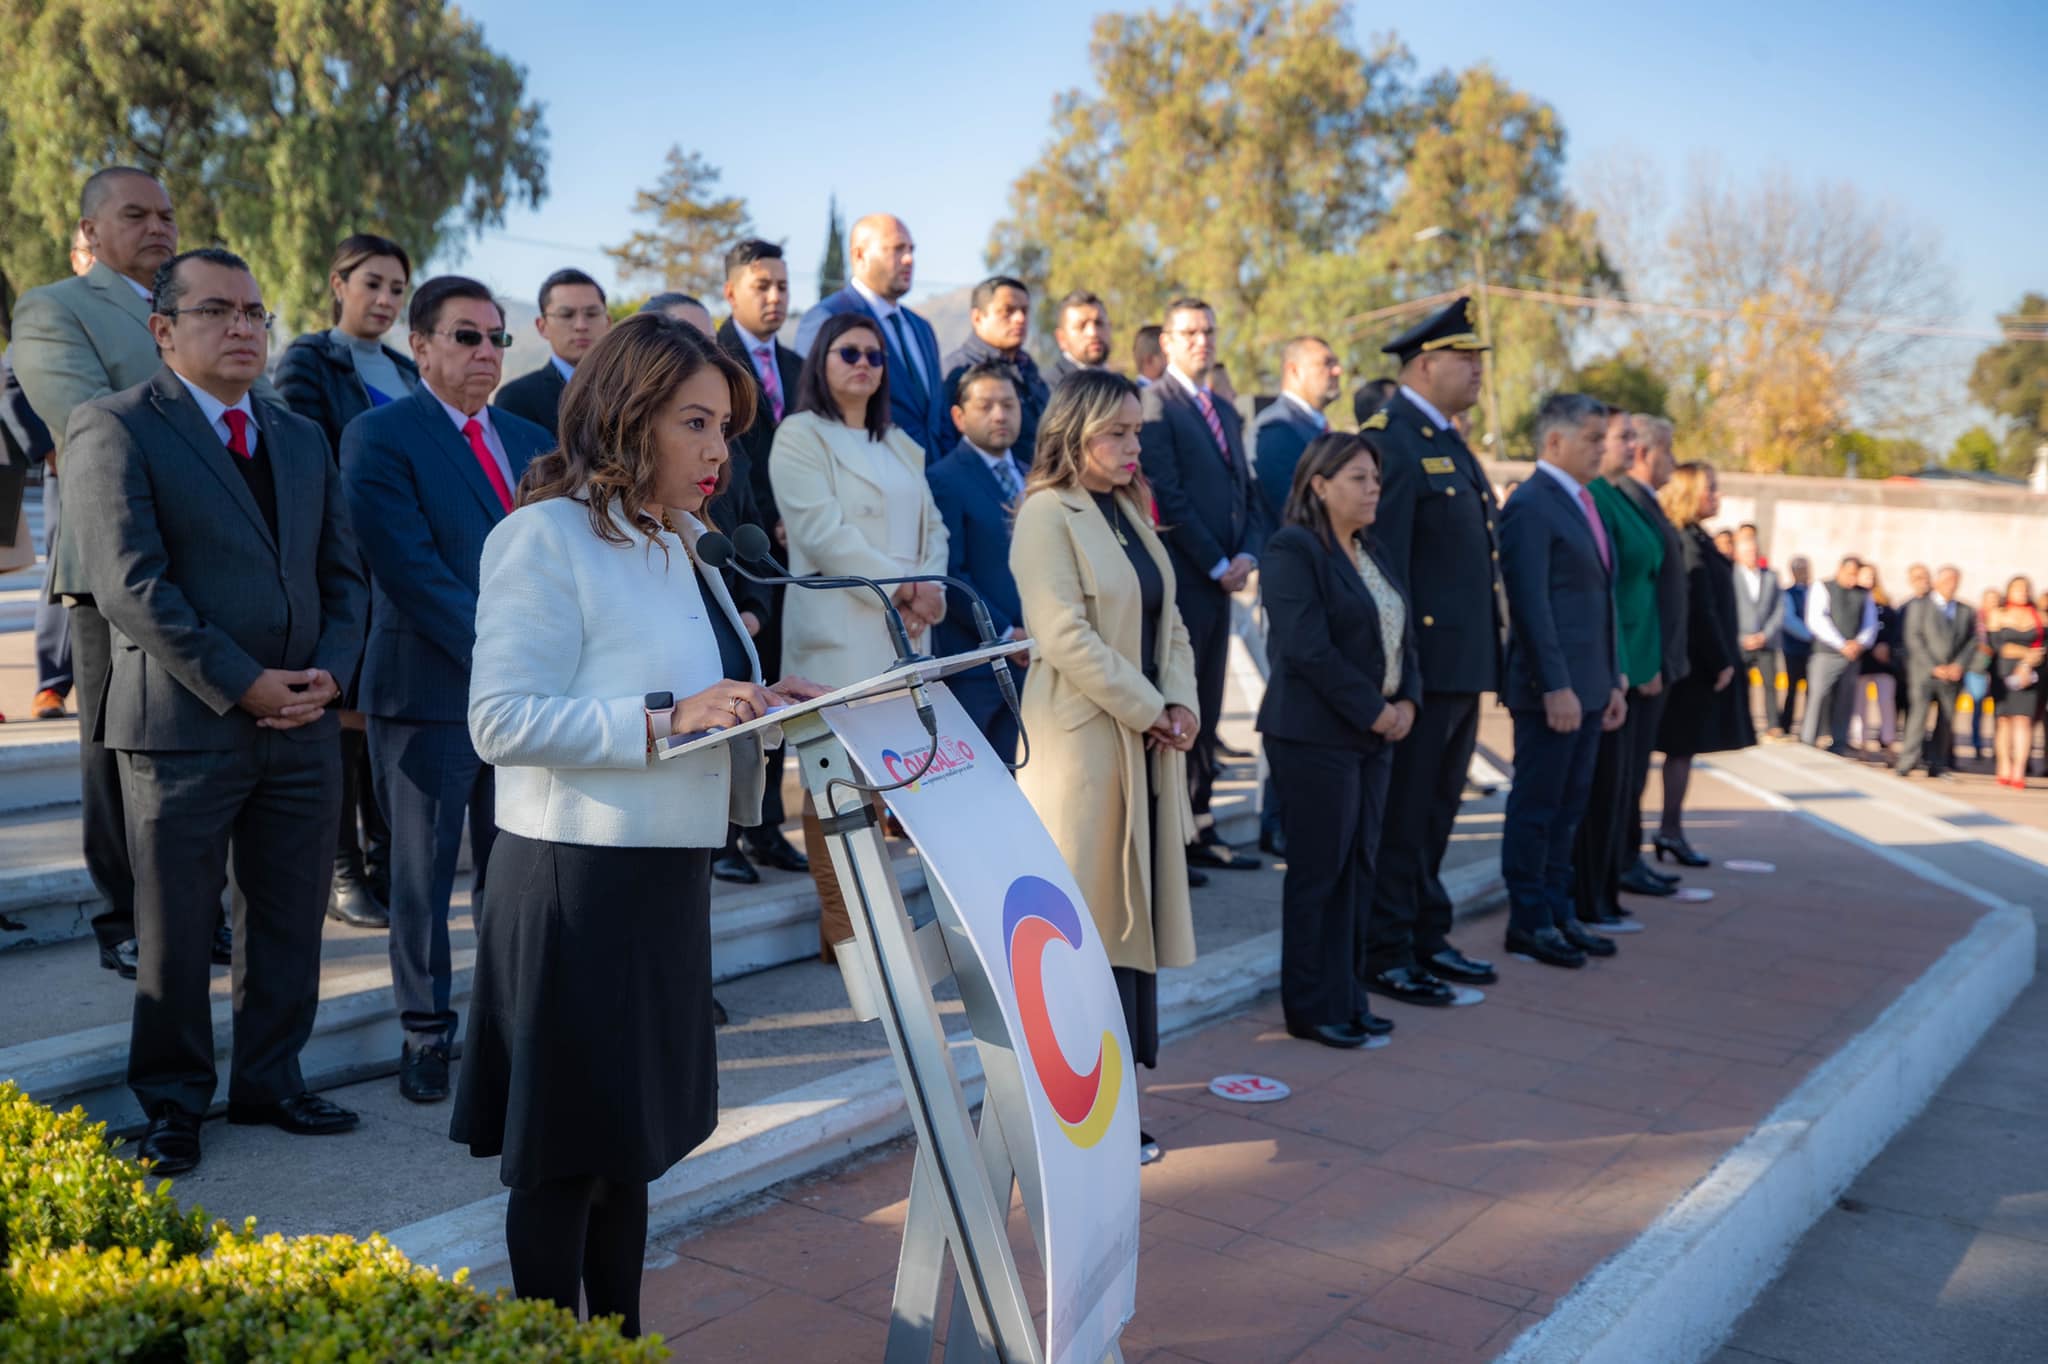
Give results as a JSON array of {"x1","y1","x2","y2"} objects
[{"x1": 1652, "y1": 832, "x2": 1710, "y2": 867}]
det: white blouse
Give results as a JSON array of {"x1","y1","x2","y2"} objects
[{"x1": 468, "y1": 496, "x2": 766, "y2": 849}]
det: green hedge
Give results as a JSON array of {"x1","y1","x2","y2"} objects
[{"x1": 0, "y1": 1083, "x2": 668, "y2": 1360}]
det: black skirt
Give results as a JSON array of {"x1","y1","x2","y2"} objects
[{"x1": 449, "y1": 833, "x2": 719, "y2": 1190}]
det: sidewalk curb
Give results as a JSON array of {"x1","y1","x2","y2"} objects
[
  {"x1": 1499, "y1": 769, "x2": 2039, "y2": 1364},
  {"x1": 391, "y1": 862, "x2": 1507, "y2": 1289}
]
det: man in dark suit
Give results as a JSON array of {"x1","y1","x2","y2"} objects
[
  {"x1": 492, "y1": 267, "x2": 611, "y2": 437},
  {"x1": 1499, "y1": 394, "x2": 1627, "y2": 969},
  {"x1": 67, "y1": 248, "x2": 368, "y2": 1173},
  {"x1": 1050, "y1": 289, "x2": 1113, "y2": 385},
  {"x1": 1139, "y1": 297, "x2": 1267, "y2": 872},
  {"x1": 1132, "y1": 324, "x2": 1166, "y2": 387},
  {"x1": 1609, "y1": 414, "x2": 1688, "y2": 899},
  {"x1": 1778, "y1": 556, "x2": 1814, "y2": 736},
  {"x1": 929, "y1": 362, "x2": 1029, "y2": 759},
  {"x1": 1251, "y1": 335, "x2": 1342, "y2": 524},
  {"x1": 1361, "y1": 299, "x2": 1504, "y2": 1004},
  {"x1": 1732, "y1": 525, "x2": 1785, "y2": 739},
  {"x1": 941, "y1": 276, "x2": 1051, "y2": 460},
  {"x1": 340, "y1": 276, "x2": 550, "y2": 1105},
  {"x1": 1897, "y1": 564, "x2": 1974, "y2": 778},
  {"x1": 793, "y1": 214, "x2": 946, "y2": 453}
]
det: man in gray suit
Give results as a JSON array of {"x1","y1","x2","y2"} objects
[
  {"x1": 1898, "y1": 565, "x2": 1974, "y2": 779},
  {"x1": 1731, "y1": 525, "x2": 1784, "y2": 738},
  {"x1": 67, "y1": 248, "x2": 367, "y2": 1175}
]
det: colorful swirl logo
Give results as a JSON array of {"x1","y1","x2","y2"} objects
[{"x1": 1002, "y1": 875, "x2": 1122, "y2": 1149}]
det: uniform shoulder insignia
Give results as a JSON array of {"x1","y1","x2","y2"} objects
[{"x1": 1361, "y1": 411, "x2": 1389, "y2": 431}]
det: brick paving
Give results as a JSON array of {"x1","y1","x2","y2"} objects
[{"x1": 637, "y1": 767, "x2": 1990, "y2": 1362}]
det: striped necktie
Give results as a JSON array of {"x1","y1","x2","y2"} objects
[{"x1": 1192, "y1": 387, "x2": 1230, "y2": 463}]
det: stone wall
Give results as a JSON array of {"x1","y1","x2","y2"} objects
[{"x1": 1486, "y1": 462, "x2": 2048, "y2": 599}]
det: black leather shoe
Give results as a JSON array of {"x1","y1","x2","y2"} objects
[
  {"x1": 1352, "y1": 1010, "x2": 1395, "y2": 1037},
  {"x1": 210, "y1": 921, "x2": 233, "y2": 966},
  {"x1": 1186, "y1": 839, "x2": 1262, "y2": 871},
  {"x1": 1286, "y1": 1019, "x2": 1370, "y2": 1049},
  {"x1": 136, "y1": 1106, "x2": 202, "y2": 1175},
  {"x1": 747, "y1": 837, "x2": 810, "y2": 874},
  {"x1": 712, "y1": 849, "x2": 760, "y2": 885},
  {"x1": 1422, "y1": 947, "x2": 1498, "y2": 985},
  {"x1": 1579, "y1": 904, "x2": 1644, "y2": 934},
  {"x1": 99, "y1": 937, "x2": 139, "y2": 979},
  {"x1": 1186, "y1": 867, "x2": 1210, "y2": 888},
  {"x1": 328, "y1": 877, "x2": 390, "y2": 929},
  {"x1": 1619, "y1": 864, "x2": 1678, "y2": 897},
  {"x1": 1504, "y1": 925, "x2": 1586, "y2": 968},
  {"x1": 227, "y1": 1092, "x2": 360, "y2": 1135},
  {"x1": 399, "y1": 1043, "x2": 451, "y2": 1103},
  {"x1": 1364, "y1": 966, "x2": 1455, "y2": 1007},
  {"x1": 1216, "y1": 738, "x2": 1253, "y2": 760},
  {"x1": 1558, "y1": 919, "x2": 1618, "y2": 957}
]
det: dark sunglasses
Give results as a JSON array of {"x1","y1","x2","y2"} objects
[
  {"x1": 833, "y1": 345, "x2": 886, "y2": 368},
  {"x1": 435, "y1": 327, "x2": 515, "y2": 350}
]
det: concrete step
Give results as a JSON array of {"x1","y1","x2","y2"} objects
[
  {"x1": 0, "y1": 792, "x2": 1266, "y2": 1135},
  {"x1": 0, "y1": 718, "x2": 82, "y2": 818}
]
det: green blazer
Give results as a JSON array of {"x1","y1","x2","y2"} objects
[
  {"x1": 1591, "y1": 475, "x2": 1664, "y2": 687},
  {"x1": 8, "y1": 260, "x2": 279, "y2": 600}
]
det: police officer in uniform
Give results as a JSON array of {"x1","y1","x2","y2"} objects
[{"x1": 1359, "y1": 299, "x2": 1506, "y2": 1006}]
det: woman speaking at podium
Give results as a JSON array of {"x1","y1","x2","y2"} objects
[
  {"x1": 453, "y1": 313, "x2": 819, "y2": 1334},
  {"x1": 1011, "y1": 370, "x2": 1199, "y2": 1167}
]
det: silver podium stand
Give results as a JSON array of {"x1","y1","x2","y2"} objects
[{"x1": 659, "y1": 647, "x2": 1123, "y2": 1364}]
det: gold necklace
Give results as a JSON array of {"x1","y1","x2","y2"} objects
[{"x1": 1105, "y1": 498, "x2": 1128, "y2": 546}]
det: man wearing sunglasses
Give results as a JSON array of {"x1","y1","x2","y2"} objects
[
  {"x1": 65, "y1": 247, "x2": 368, "y2": 1174},
  {"x1": 339, "y1": 275, "x2": 552, "y2": 1106}
]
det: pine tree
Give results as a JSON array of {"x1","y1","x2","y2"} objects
[{"x1": 818, "y1": 194, "x2": 847, "y2": 300}]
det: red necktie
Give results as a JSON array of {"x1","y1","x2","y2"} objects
[
  {"x1": 223, "y1": 409, "x2": 252, "y2": 459},
  {"x1": 1193, "y1": 388, "x2": 1230, "y2": 464},
  {"x1": 1577, "y1": 486, "x2": 1611, "y2": 571},
  {"x1": 464, "y1": 417, "x2": 514, "y2": 513},
  {"x1": 753, "y1": 346, "x2": 783, "y2": 423}
]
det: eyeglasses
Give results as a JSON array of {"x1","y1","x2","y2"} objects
[
  {"x1": 435, "y1": 328, "x2": 515, "y2": 349},
  {"x1": 546, "y1": 307, "x2": 608, "y2": 324},
  {"x1": 162, "y1": 304, "x2": 274, "y2": 332},
  {"x1": 834, "y1": 346, "x2": 886, "y2": 368}
]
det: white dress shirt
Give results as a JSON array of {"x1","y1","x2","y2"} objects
[
  {"x1": 963, "y1": 439, "x2": 1025, "y2": 500},
  {"x1": 549, "y1": 353, "x2": 574, "y2": 383},
  {"x1": 427, "y1": 384, "x2": 516, "y2": 490},
  {"x1": 173, "y1": 372, "x2": 260, "y2": 455},
  {"x1": 1533, "y1": 457, "x2": 1584, "y2": 496},
  {"x1": 124, "y1": 275, "x2": 153, "y2": 302},
  {"x1": 851, "y1": 277, "x2": 930, "y2": 393},
  {"x1": 1399, "y1": 383, "x2": 1452, "y2": 432},
  {"x1": 1278, "y1": 389, "x2": 1329, "y2": 431},
  {"x1": 1737, "y1": 564, "x2": 1763, "y2": 601},
  {"x1": 1807, "y1": 580, "x2": 1880, "y2": 652}
]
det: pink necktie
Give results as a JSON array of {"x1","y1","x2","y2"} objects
[
  {"x1": 753, "y1": 346, "x2": 783, "y2": 423},
  {"x1": 1577, "y1": 486, "x2": 1611, "y2": 571},
  {"x1": 1193, "y1": 388, "x2": 1230, "y2": 463},
  {"x1": 463, "y1": 418, "x2": 515, "y2": 513},
  {"x1": 223, "y1": 409, "x2": 252, "y2": 459}
]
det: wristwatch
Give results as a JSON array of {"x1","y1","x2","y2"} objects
[{"x1": 644, "y1": 690, "x2": 675, "y2": 755}]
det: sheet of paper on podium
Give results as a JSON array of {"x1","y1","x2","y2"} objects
[{"x1": 827, "y1": 684, "x2": 1140, "y2": 1364}]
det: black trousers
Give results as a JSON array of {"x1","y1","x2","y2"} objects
[
  {"x1": 335, "y1": 727, "x2": 390, "y2": 880},
  {"x1": 737, "y1": 593, "x2": 791, "y2": 853},
  {"x1": 1571, "y1": 720, "x2": 1629, "y2": 922},
  {"x1": 1503, "y1": 709, "x2": 1602, "y2": 936},
  {"x1": 72, "y1": 602, "x2": 137, "y2": 949},
  {"x1": 1777, "y1": 651, "x2": 1810, "y2": 734},
  {"x1": 1898, "y1": 676, "x2": 1960, "y2": 775},
  {"x1": 1269, "y1": 736, "x2": 1392, "y2": 1028},
  {"x1": 1179, "y1": 586, "x2": 1230, "y2": 824},
  {"x1": 1365, "y1": 690, "x2": 1479, "y2": 974},
  {"x1": 1742, "y1": 647, "x2": 1780, "y2": 738},
  {"x1": 120, "y1": 731, "x2": 341, "y2": 1116},
  {"x1": 1619, "y1": 686, "x2": 1668, "y2": 877}
]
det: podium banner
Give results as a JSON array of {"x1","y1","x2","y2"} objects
[{"x1": 827, "y1": 684, "x2": 1140, "y2": 1364}]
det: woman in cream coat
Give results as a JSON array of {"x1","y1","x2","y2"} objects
[
  {"x1": 770, "y1": 311, "x2": 948, "y2": 955},
  {"x1": 1011, "y1": 369, "x2": 1198, "y2": 1166}
]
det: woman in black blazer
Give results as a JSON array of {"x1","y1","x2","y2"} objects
[{"x1": 1256, "y1": 429, "x2": 1421, "y2": 1048}]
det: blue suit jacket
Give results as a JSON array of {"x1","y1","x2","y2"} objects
[
  {"x1": 339, "y1": 385, "x2": 550, "y2": 722},
  {"x1": 1250, "y1": 398, "x2": 1322, "y2": 533},
  {"x1": 1499, "y1": 469, "x2": 1621, "y2": 713},
  {"x1": 795, "y1": 287, "x2": 947, "y2": 456},
  {"x1": 926, "y1": 443, "x2": 1024, "y2": 660}
]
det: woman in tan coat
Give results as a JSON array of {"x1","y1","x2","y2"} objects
[{"x1": 1011, "y1": 369, "x2": 1199, "y2": 1166}]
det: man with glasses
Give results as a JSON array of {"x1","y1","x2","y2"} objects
[
  {"x1": 66, "y1": 247, "x2": 368, "y2": 1174},
  {"x1": 494, "y1": 268, "x2": 611, "y2": 437},
  {"x1": 340, "y1": 276, "x2": 551, "y2": 1106},
  {"x1": 11, "y1": 167, "x2": 266, "y2": 981},
  {"x1": 1139, "y1": 297, "x2": 1268, "y2": 874}
]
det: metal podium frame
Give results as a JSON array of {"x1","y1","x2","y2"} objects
[{"x1": 659, "y1": 651, "x2": 1126, "y2": 1364}]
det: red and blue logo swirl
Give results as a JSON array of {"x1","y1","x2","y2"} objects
[{"x1": 1002, "y1": 875, "x2": 1122, "y2": 1149}]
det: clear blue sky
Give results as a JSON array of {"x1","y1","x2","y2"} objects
[{"x1": 450, "y1": 0, "x2": 2041, "y2": 369}]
